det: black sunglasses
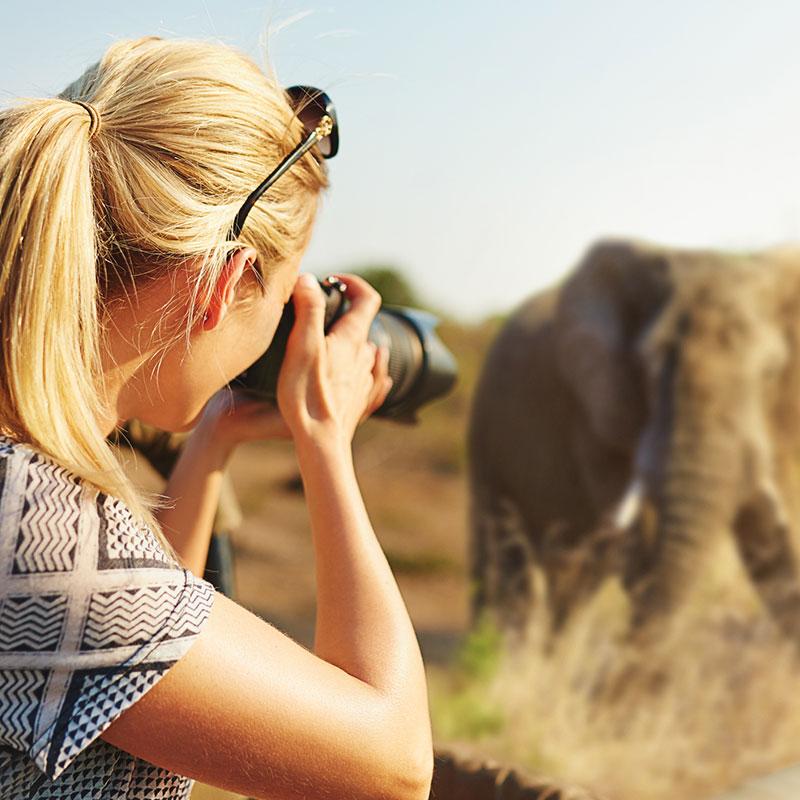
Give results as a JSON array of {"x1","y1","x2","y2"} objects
[{"x1": 228, "y1": 85, "x2": 339, "y2": 240}]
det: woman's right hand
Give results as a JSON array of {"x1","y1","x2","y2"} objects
[{"x1": 276, "y1": 273, "x2": 392, "y2": 452}]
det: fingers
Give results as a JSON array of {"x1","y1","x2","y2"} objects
[
  {"x1": 278, "y1": 272, "x2": 392, "y2": 440},
  {"x1": 372, "y1": 345, "x2": 393, "y2": 410},
  {"x1": 327, "y1": 273, "x2": 381, "y2": 343},
  {"x1": 361, "y1": 345, "x2": 393, "y2": 421},
  {"x1": 289, "y1": 273, "x2": 326, "y2": 359}
]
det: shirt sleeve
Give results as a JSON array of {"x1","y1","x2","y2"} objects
[{"x1": 0, "y1": 449, "x2": 216, "y2": 782}]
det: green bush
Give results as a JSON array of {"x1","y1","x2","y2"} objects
[
  {"x1": 354, "y1": 266, "x2": 424, "y2": 308},
  {"x1": 430, "y1": 614, "x2": 507, "y2": 741}
]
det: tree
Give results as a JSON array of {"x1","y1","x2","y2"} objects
[{"x1": 354, "y1": 266, "x2": 424, "y2": 309}]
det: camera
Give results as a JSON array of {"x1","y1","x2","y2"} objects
[{"x1": 231, "y1": 276, "x2": 458, "y2": 422}]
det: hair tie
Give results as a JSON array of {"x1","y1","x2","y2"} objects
[{"x1": 73, "y1": 100, "x2": 101, "y2": 141}]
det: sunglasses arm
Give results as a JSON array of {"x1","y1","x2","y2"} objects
[{"x1": 228, "y1": 128, "x2": 322, "y2": 240}]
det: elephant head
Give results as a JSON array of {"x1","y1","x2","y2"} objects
[{"x1": 551, "y1": 239, "x2": 800, "y2": 636}]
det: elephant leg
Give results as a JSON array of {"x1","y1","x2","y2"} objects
[
  {"x1": 470, "y1": 491, "x2": 536, "y2": 636},
  {"x1": 541, "y1": 520, "x2": 606, "y2": 634},
  {"x1": 733, "y1": 494, "x2": 800, "y2": 641}
]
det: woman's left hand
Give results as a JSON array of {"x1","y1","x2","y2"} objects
[{"x1": 195, "y1": 388, "x2": 291, "y2": 457}]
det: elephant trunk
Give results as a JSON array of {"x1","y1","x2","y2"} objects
[{"x1": 628, "y1": 429, "x2": 742, "y2": 630}]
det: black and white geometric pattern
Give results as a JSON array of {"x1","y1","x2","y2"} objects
[
  {"x1": 80, "y1": 585, "x2": 187, "y2": 651},
  {"x1": 0, "y1": 594, "x2": 68, "y2": 652},
  {"x1": 12, "y1": 455, "x2": 81, "y2": 575},
  {"x1": 0, "y1": 670, "x2": 47, "y2": 752},
  {"x1": 0, "y1": 436, "x2": 216, "y2": 798},
  {"x1": 96, "y1": 492, "x2": 176, "y2": 571}
]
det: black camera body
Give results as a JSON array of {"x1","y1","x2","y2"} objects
[{"x1": 231, "y1": 277, "x2": 457, "y2": 423}]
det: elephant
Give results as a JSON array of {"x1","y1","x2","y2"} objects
[{"x1": 468, "y1": 238, "x2": 800, "y2": 640}]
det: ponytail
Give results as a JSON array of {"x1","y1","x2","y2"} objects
[{"x1": 0, "y1": 98, "x2": 175, "y2": 557}]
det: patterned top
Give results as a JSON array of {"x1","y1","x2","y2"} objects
[{"x1": 0, "y1": 435, "x2": 217, "y2": 799}]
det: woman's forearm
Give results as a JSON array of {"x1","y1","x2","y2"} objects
[
  {"x1": 296, "y1": 436, "x2": 432, "y2": 762},
  {"x1": 155, "y1": 423, "x2": 232, "y2": 577}
]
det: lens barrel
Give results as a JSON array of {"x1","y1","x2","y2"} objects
[{"x1": 230, "y1": 277, "x2": 458, "y2": 422}]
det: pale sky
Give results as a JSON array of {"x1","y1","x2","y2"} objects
[{"x1": 2, "y1": 1, "x2": 800, "y2": 319}]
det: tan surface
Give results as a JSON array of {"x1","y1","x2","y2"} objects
[
  {"x1": 226, "y1": 429, "x2": 470, "y2": 658},
  {"x1": 711, "y1": 764, "x2": 800, "y2": 799}
]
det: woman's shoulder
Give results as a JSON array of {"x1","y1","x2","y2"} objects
[
  {"x1": 0, "y1": 433, "x2": 178, "y2": 572},
  {"x1": 0, "y1": 431, "x2": 89, "y2": 505}
]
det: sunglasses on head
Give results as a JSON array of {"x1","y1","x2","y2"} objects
[{"x1": 228, "y1": 85, "x2": 338, "y2": 240}]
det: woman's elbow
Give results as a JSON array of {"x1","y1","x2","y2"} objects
[
  {"x1": 389, "y1": 744, "x2": 433, "y2": 800},
  {"x1": 412, "y1": 746, "x2": 434, "y2": 800},
  {"x1": 366, "y1": 678, "x2": 433, "y2": 800},
  {"x1": 375, "y1": 708, "x2": 433, "y2": 800}
]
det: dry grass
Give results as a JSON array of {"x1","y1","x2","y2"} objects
[{"x1": 429, "y1": 549, "x2": 800, "y2": 800}]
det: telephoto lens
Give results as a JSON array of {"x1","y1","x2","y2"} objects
[{"x1": 230, "y1": 276, "x2": 458, "y2": 422}]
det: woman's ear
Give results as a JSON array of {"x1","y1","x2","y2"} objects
[{"x1": 202, "y1": 247, "x2": 258, "y2": 331}]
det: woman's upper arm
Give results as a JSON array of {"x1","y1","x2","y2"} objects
[{"x1": 99, "y1": 591, "x2": 429, "y2": 800}]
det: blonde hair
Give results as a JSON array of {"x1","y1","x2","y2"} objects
[{"x1": 0, "y1": 36, "x2": 328, "y2": 559}]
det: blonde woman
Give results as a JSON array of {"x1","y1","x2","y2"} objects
[{"x1": 0, "y1": 36, "x2": 433, "y2": 800}]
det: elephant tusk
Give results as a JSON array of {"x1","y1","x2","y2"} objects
[{"x1": 613, "y1": 476, "x2": 645, "y2": 531}]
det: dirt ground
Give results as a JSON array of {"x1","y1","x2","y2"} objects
[{"x1": 225, "y1": 433, "x2": 471, "y2": 661}]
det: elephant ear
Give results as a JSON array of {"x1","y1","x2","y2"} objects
[{"x1": 555, "y1": 239, "x2": 672, "y2": 449}]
